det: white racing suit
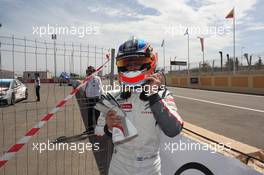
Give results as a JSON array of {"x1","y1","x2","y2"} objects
[{"x1": 95, "y1": 88, "x2": 183, "y2": 175}]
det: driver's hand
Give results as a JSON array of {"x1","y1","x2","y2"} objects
[
  {"x1": 106, "y1": 110, "x2": 122, "y2": 131},
  {"x1": 145, "y1": 73, "x2": 163, "y2": 94}
]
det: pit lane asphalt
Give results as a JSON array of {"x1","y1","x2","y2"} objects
[
  {"x1": 168, "y1": 87, "x2": 264, "y2": 149},
  {"x1": 0, "y1": 83, "x2": 101, "y2": 175}
]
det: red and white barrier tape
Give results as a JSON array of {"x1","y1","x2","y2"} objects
[{"x1": 0, "y1": 55, "x2": 110, "y2": 168}]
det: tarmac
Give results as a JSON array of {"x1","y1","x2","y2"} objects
[
  {"x1": 168, "y1": 87, "x2": 264, "y2": 149},
  {"x1": 0, "y1": 83, "x2": 102, "y2": 175}
]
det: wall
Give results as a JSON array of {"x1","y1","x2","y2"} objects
[
  {"x1": 0, "y1": 70, "x2": 14, "y2": 79},
  {"x1": 166, "y1": 74, "x2": 264, "y2": 95},
  {"x1": 23, "y1": 71, "x2": 51, "y2": 80}
]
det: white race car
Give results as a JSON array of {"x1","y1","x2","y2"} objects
[{"x1": 0, "y1": 79, "x2": 28, "y2": 105}]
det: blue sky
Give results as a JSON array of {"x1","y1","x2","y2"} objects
[{"x1": 0, "y1": 0, "x2": 263, "y2": 69}]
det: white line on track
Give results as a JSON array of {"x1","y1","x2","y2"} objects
[
  {"x1": 173, "y1": 95, "x2": 264, "y2": 113},
  {"x1": 168, "y1": 87, "x2": 264, "y2": 98}
]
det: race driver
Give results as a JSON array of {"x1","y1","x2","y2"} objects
[{"x1": 96, "y1": 38, "x2": 183, "y2": 175}]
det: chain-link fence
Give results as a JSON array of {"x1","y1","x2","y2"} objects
[
  {"x1": 0, "y1": 35, "x2": 114, "y2": 175},
  {"x1": 0, "y1": 35, "x2": 112, "y2": 78}
]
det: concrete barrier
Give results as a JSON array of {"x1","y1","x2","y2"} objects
[{"x1": 166, "y1": 74, "x2": 264, "y2": 95}]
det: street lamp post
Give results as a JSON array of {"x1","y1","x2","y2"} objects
[
  {"x1": 51, "y1": 34, "x2": 57, "y2": 78},
  {"x1": 186, "y1": 33, "x2": 190, "y2": 75}
]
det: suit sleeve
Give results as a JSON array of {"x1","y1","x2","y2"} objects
[{"x1": 149, "y1": 91, "x2": 183, "y2": 137}]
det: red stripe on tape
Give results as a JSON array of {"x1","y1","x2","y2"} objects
[
  {"x1": 84, "y1": 76, "x2": 92, "y2": 82},
  {"x1": 0, "y1": 160, "x2": 7, "y2": 168},
  {"x1": 70, "y1": 88, "x2": 79, "y2": 95},
  {"x1": 56, "y1": 100, "x2": 67, "y2": 108},
  {"x1": 8, "y1": 143, "x2": 24, "y2": 153},
  {"x1": 26, "y1": 128, "x2": 40, "y2": 136},
  {"x1": 41, "y1": 113, "x2": 53, "y2": 121},
  {"x1": 96, "y1": 66, "x2": 103, "y2": 71}
]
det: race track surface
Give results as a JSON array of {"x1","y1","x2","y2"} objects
[{"x1": 168, "y1": 87, "x2": 264, "y2": 149}]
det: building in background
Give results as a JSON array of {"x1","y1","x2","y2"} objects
[
  {"x1": 0, "y1": 69, "x2": 14, "y2": 79},
  {"x1": 23, "y1": 71, "x2": 52, "y2": 80}
]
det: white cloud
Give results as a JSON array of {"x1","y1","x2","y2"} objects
[
  {"x1": 0, "y1": 0, "x2": 260, "y2": 69},
  {"x1": 87, "y1": 6, "x2": 138, "y2": 18},
  {"x1": 94, "y1": 0, "x2": 257, "y2": 67},
  {"x1": 244, "y1": 22, "x2": 264, "y2": 31}
]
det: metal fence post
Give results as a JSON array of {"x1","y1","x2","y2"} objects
[
  {"x1": 110, "y1": 48, "x2": 115, "y2": 86},
  {"x1": 80, "y1": 43, "x2": 82, "y2": 76},
  {"x1": 12, "y1": 35, "x2": 14, "y2": 78},
  {"x1": 52, "y1": 34, "x2": 57, "y2": 78},
  {"x1": 101, "y1": 48, "x2": 104, "y2": 76},
  {"x1": 71, "y1": 43, "x2": 74, "y2": 74},
  {"x1": 95, "y1": 45, "x2": 97, "y2": 68},
  {"x1": 87, "y1": 44, "x2": 89, "y2": 70},
  {"x1": 44, "y1": 41, "x2": 47, "y2": 72},
  {"x1": 24, "y1": 37, "x2": 27, "y2": 74},
  {"x1": 35, "y1": 38, "x2": 38, "y2": 73}
]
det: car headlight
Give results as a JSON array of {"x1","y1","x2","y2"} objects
[{"x1": 0, "y1": 91, "x2": 7, "y2": 96}]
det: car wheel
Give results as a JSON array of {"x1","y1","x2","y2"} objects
[
  {"x1": 24, "y1": 90, "x2": 28, "y2": 100},
  {"x1": 10, "y1": 94, "x2": 16, "y2": 105}
]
